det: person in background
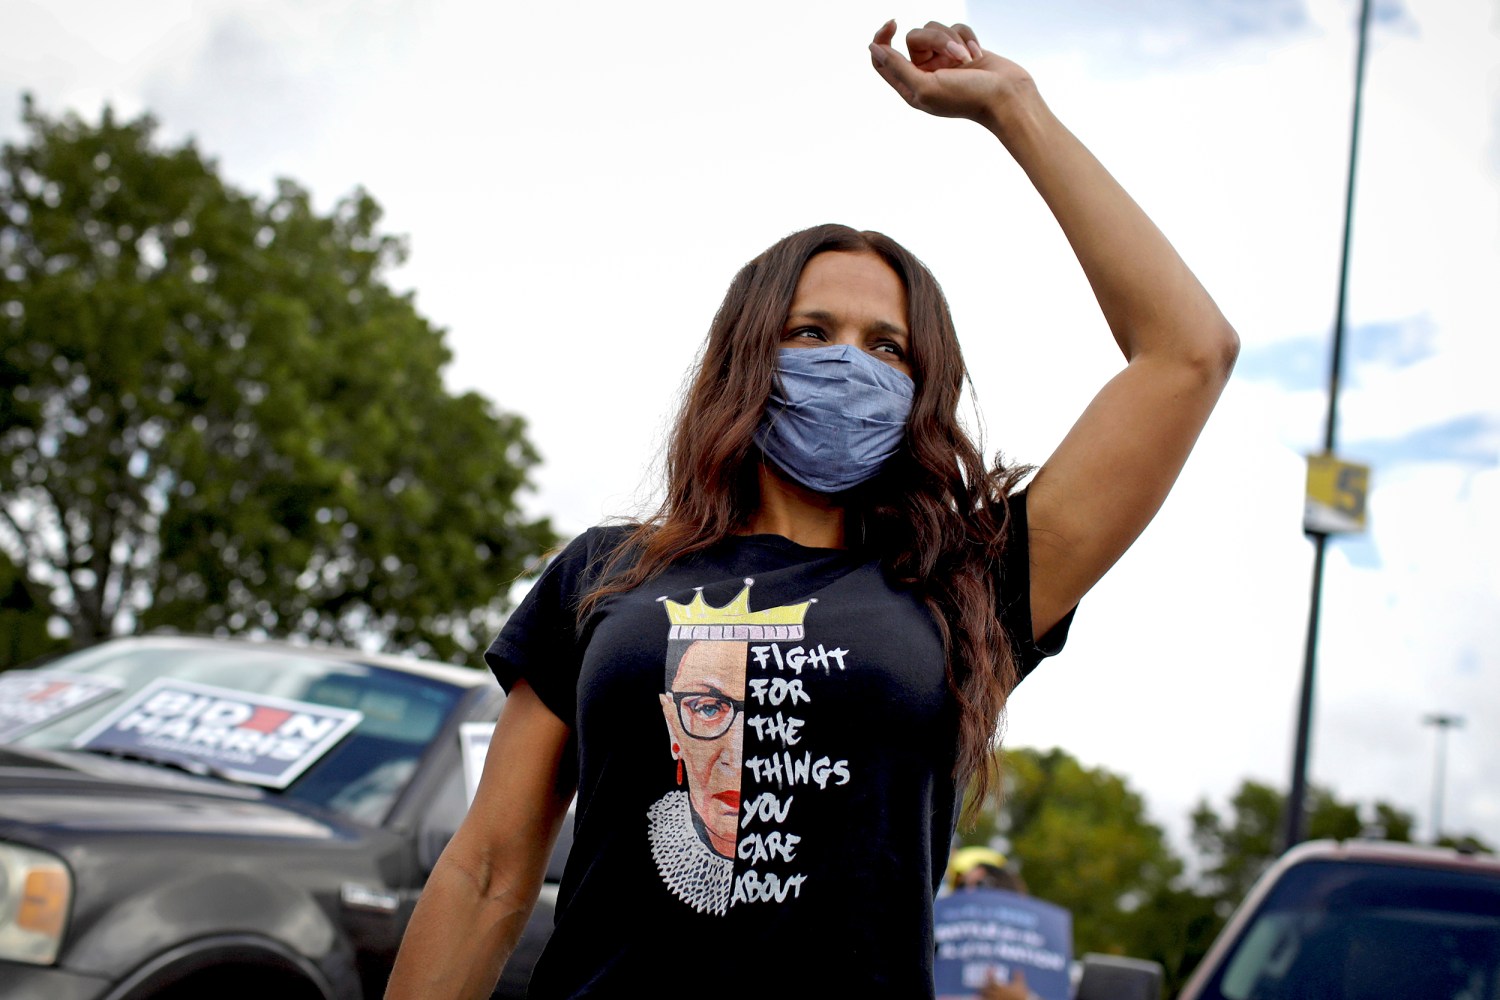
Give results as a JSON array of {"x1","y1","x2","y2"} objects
[
  {"x1": 947, "y1": 847, "x2": 1041, "y2": 1000},
  {"x1": 948, "y1": 846, "x2": 1029, "y2": 895}
]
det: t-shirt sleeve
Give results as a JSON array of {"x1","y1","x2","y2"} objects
[
  {"x1": 997, "y1": 489, "x2": 1078, "y2": 684},
  {"x1": 483, "y1": 526, "x2": 621, "y2": 725}
]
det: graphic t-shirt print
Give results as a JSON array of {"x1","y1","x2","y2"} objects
[{"x1": 647, "y1": 579, "x2": 850, "y2": 916}]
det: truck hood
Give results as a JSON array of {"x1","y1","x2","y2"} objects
[{"x1": 0, "y1": 746, "x2": 346, "y2": 842}]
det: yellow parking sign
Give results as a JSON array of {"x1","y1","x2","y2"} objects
[{"x1": 1304, "y1": 454, "x2": 1370, "y2": 534}]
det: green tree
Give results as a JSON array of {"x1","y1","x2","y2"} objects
[
  {"x1": 1438, "y1": 833, "x2": 1496, "y2": 853},
  {"x1": 1130, "y1": 880, "x2": 1222, "y2": 994},
  {"x1": 1189, "y1": 780, "x2": 1417, "y2": 918},
  {"x1": 1373, "y1": 801, "x2": 1416, "y2": 843},
  {"x1": 1188, "y1": 780, "x2": 1283, "y2": 915},
  {"x1": 964, "y1": 746, "x2": 1210, "y2": 990},
  {"x1": 0, "y1": 549, "x2": 62, "y2": 668},
  {"x1": 0, "y1": 99, "x2": 555, "y2": 661}
]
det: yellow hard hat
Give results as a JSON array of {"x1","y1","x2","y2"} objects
[{"x1": 947, "y1": 846, "x2": 1007, "y2": 888}]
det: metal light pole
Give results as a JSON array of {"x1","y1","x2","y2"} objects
[
  {"x1": 1283, "y1": 0, "x2": 1375, "y2": 852},
  {"x1": 1424, "y1": 713, "x2": 1464, "y2": 843}
]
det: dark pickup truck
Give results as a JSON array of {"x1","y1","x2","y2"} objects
[
  {"x1": 1178, "y1": 839, "x2": 1500, "y2": 1000},
  {"x1": 1016, "y1": 839, "x2": 1500, "y2": 1000},
  {"x1": 0, "y1": 635, "x2": 561, "y2": 1000}
]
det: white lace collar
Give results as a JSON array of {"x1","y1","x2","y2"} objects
[{"x1": 647, "y1": 790, "x2": 734, "y2": 916}]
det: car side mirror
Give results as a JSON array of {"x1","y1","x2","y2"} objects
[{"x1": 1075, "y1": 953, "x2": 1162, "y2": 1000}]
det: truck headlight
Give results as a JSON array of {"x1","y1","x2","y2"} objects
[{"x1": 0, "y1": 842, "x2": 72, "y2": 965}]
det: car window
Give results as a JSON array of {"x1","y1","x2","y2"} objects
[
  {"x1": 1203, "y1": 859, "x2": 1500, "y2": 1000},
  {"x1": 13, "y1": 643, "x2": 466, "y2": 824}
]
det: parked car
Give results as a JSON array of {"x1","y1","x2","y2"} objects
[
  {"x1": 1178, "y1": 839, "x2": 1500, "y2": 1000},
  {"x1": 0, "y1": 635, "x2": 563, "y2": 1000}
]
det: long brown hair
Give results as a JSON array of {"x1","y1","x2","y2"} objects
[{"x1": 583, "y1": 223, "x2": 1026, "y2": 812}]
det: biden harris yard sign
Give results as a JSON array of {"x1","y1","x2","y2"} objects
[{"x1": 73, "y1": 678, "x2": 363, "y2": 788}]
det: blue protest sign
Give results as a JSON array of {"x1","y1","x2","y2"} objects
[
  {"x1": 74, "y1": 678, "x2": 362, "y2": 788},
  {"x1": 933, "y1": 888, "x2": 1073, "y2": 1000}
]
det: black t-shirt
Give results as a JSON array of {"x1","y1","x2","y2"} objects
[{"x1": 485, "y1": 491, "x2": 1072, "y2": 997}]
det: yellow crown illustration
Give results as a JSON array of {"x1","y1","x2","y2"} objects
[{"x1": 659, "y1": 579, "x2": 813, "y2": 641}]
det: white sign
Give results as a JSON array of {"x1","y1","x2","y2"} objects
[
  {"x1": 74, "y1": 678, "x2": 363, "y2": 788},
  {"x1": 0, "y1": 672, "x2": 123, "y2": 741},
  {"x1": 459, "y1": 722, "x2": 495, "y2": 805}
]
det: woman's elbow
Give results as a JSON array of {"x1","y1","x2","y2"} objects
[
  {"x1": 1208, "y1": 318, "x2": 1240, "y2": 381},
  {"x1": 1180, "y1": 317, "x2": 1239, "y2": 388}
]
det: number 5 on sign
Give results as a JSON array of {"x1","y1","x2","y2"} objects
[{"x1": 1304, "y1": 454, "x2": 1370, "y2": 534}]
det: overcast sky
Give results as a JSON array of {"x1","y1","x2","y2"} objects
[{"x1": 6, "y1": 0, "x2": 1498, "y2": 852}]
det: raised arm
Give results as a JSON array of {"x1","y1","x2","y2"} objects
[
  {"x1": 870, "y1": 20, "x2": 1239, "y2": 637},
  {"x1": 385, "y1": 680, "x2": 574, "y2": 999}
]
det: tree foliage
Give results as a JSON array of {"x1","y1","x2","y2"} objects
[
  {"x1": 963, "y1": 751, "x2": 1462, "y2": 995},
  {"x1": 0, "y1": 99, "x2": 555, "y2": 661},
  {"x1": 964, "y1": 747, "x2": 1194, "y2": 967},
  {"x1": 1438, "y1": 832, "x2": 1495, "y2": 853},
  {"x1": 1190, "y1": 779, "x2": 1418, "y2": 918},
  {"x1": 0, "y1": 549, "x2": 61, "y2": 667}
]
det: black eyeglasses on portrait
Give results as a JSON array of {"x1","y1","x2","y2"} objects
[{"x1": 671, "y1": 691, "x2": 744, "y2": 740}]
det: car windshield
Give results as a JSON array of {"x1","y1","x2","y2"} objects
[
  {"x1": 1198, "y1": 857, "x2": 1500, "y2": 1000},
  {"x1": 10, "y1": 641, "x2": 466, "y2": 825}
]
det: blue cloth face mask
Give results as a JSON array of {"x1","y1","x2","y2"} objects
[{"x1": 754, "y1": 345, "x2": 915, "y2": 494}]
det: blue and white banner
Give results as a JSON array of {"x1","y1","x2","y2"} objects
[
  {"x1": 934, "y1": 888, "x2": 1073, "y2": 1000},
  {"x1": 0, "y1": 672, "x2": 123, "y2": 741},
  {"x1": 73, "y1": 678, "x2": 363, "y2": 788}
]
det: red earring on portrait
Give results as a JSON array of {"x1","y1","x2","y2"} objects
[{"x1": 672, "y1": 743, "x2": 682, "y2": 786}]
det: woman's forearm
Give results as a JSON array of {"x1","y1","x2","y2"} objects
[
  {"x1": 864, "y1": 19, "x2": 1242, "y2": 622},
  {"x1": 386, "y1": 680, "x2": 574, "y2": 999},
  {"x1": 384, "y1": 847, "x2": 537, "y2": 999}
]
